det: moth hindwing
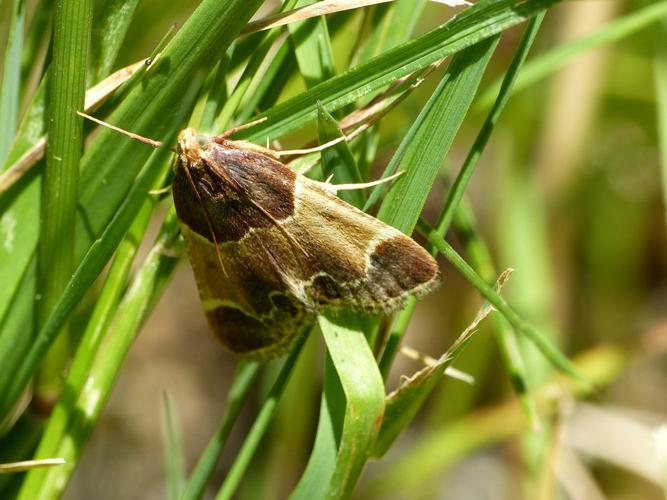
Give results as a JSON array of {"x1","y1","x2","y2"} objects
[{"x1": 172, "y1": 128, "x2": 441, "y2": 360}]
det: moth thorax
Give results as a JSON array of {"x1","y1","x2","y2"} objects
[{"x1": 178, "y1": 128, "x2": 212, "y2": 165}]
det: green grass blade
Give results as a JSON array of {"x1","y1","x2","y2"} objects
[
  {"x1": 88, "y1": 0, "x2": 140, "y2": 84},
  {"x1": 23, "y1": 209, "x2": 181, "y2": 500},
  {"x1": 477, "y1": 1, "x2": 667, "y2": 108},
  {"x1": 0, "y1": 0, "x2": 264, "y2": 356},
  {"x1": 161, "y1": 393, "x2": 187, "y2": 500},
  {"x1": 238, "y1": 0, "x2": 562, "y2": 143},
  {"x1": 317, "y1": 104, "x2": 364, "y2": 205},
  {"x1": 179, "y1": 361, "x2": 260, "y2": 500},
  {"x1": 214, "y1": 0, "x2": 299, "y2": 130},
  {"x1": 35, "y1": 0, "x2": 93, "y2": 407},
  {"x1": 417, "y1": 218, "x2": 588, "y2": 384},
  {"x1": 214, "y1": 336, "x2": 308, "y2": 500},
  {"x1": 451, "y1": 198, "x2": 539, "y2": 428},
  {"x1": 436, "y1": 15, "x2": 543, "y2": 234},
  {"x1": 289, "y1": 390, "x2": 338, "y2": 500},
  {"x1": 376, "y1": 36, "x2": 499, "y2": 233},
  {"x1": 374, "y1": 37, "x2": 498, "y2": 370},
  {"x1": 372, "y1": 270, "x2": 511, "y2": 457},
  {"x1": 0, "y1": 131, "x2": 177, "y2": 422},
  {"x1": 0, "y1": 0, "x2": 25, "y2": 165},
  {"x1": 318, "y1": 312, "x2": 385, "y2": 498},
  {"x1": 288, "y1": 0, "x2": 335, "y2": 88}
]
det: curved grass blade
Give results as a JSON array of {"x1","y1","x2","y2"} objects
[
  {"x1": 319, "y1": 312, "x2": 385, "y2": 498},
  {"x1": 238, "y1": 0, "x2": 562, "y2": 143},
  {"x1": 372, "y1": 270, "x2": 513, "y2": 457}
]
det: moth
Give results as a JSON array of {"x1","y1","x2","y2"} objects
[
  {"x1": 173, "y1": 129, "x2": 440, "y2": 359},
  {"x1": 80, "y1": 112, "x2": 441, "y2": 360}
]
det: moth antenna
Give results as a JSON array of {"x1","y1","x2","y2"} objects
[
  {"x1": 274, "y1": 136, "x2": 347, "y2": 157},
  {"x1": 182, "y1": 165, "x2": 229, "y2": 278},
  {"x1": 77, "y1": 111, "x2": 176, "y2": 152},
  {"x1": 219, "y1": 116, "x2": 268, "y2": 139},
  {"x1": 324, "y1": 170, "x2": 404, "y2": 193}
]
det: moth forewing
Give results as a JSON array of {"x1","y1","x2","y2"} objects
[{"x1": 172, "y1": 129, "x2": 441, "y2": 360}]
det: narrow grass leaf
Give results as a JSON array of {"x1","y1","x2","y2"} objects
[
  {"x1": 451, "y1": 199, "x2": 539, "y2": 428},
  {"x1": 289, "y1": 391, "x2": 338, "y2": 500},
  {"x1": 477, "y1": 1, "x2": 667, "y2": 109},
  {"x1": 214, "y1": 335, "x2": 308, "y2": 500},
  {"x1": 417, "y1": 218, "x2": 588, "y2": 384},
  {"x1": 36, "y1": 0, "x2": 93, "y2": 405},
  {"x1": 372, "y1": 270, "x2": 512, "y2": 457},
  {"x1": 0, "y1": 0, "x2": 25, "y2": 165},
  {"x1": 376, "y1": 36, "x2": 498, "y2": 232},
  {"x1": 238, "y1": 0, "x2": 562, "y2": 143},
  {"x1": 317, "y1": 104, "x2": 364, "y2": 206},
  {"x1": 179, "y1": 362, "x2": 260, "y2": 500},
  {"x1": 88, "y1": 0, "x2": 140, "y2": 84},
  {"x1": 161, "y1": 393, "x2": 187, "y2": 500},
  {"x1": 288, "y1": 0, "x2": 336, "y2": 88},
  {"x1": 319, "y1": 312, "x2": 385, "y2": 498}
]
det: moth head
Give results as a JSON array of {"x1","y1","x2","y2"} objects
[{"x1": 177, "y1": 128, "x2": 211, "y2": 168}]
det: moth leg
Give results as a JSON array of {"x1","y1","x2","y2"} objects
[
  {"x1": 321, "y1": 170, "x2": 404, "y2": 194},
  {"x1": 149, "y1": 184, "x2": 173, "y2": 196}
]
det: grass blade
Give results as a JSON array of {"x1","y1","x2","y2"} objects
[
  {"x1": 179, "y1": 362, "x2": 261, "y2": 500},
  {"x1": 318, "y1": 312, "x2": 385, "y2": 498},
  {"x1": 35, "y1": 0, "x2": 93, "y2": 408},
  {"x1": 161, "y1": 393, "x2": 186, "y2": 500},
  {"x1": 477, "y1": 1, "x2": 667, "y2": 108},
  {"x1": 417, "y1": 218, "x2": 587, "y2": 384},
  {"x1": 214, "y1": 335, "x2": 308, "y2": 500},
  {"x1": 0, "y1": 0, "x2": 25, "y2": 165},
  {"x1": 19, "y1": 209, "x2": 182, "y2": 500},
  {"x1": 238, "y1": 0, "x2": 562, "y2": 143}
]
